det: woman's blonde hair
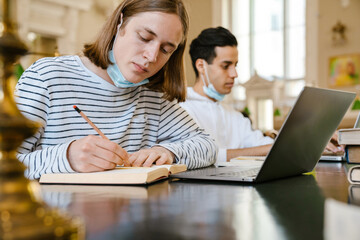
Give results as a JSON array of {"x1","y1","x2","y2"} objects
[{"x1": 83, "y1": 0, "x2": 189, "y2": 102}]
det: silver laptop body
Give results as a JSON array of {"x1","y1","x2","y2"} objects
[
  {"x1": 171, "y1": 87, "x2": 355, "y2": 183},
  {"x1": 354, "y1": 112, "x2": 360, "y2": 128}
]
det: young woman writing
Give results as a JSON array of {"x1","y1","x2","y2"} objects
[{"x1": 15, "y1": 0, "x2": 216, "y2": 179}]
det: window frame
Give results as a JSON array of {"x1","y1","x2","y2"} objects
[{"x1": 227, "y1": 0, "x2": 306, "y2": 96}]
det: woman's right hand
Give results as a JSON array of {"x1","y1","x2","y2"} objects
[{"x1": 67, "y1": 135, "x2": 129, "y2": 172}]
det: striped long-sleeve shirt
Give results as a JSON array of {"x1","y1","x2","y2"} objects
[{"x1": 15, "y1": 55, "x2": 217, "y2": 179}]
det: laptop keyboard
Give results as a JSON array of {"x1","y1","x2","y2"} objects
[
  {"x1": 210, "y1": 167, "x2": 260, "y2": 178},
  {"x1": 170, "y1": 166, "x2": 262, "y2": 182}
]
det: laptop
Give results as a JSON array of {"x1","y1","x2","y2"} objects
[
  {"x1": 319, "y1": 111, "x2": 360, "y2": 161},
  {"x1": 319, "y1": 151, "x2": 345, "y2": 161},
  {"x1": 355, "y1": 112, "x2": 360, "y2": 128},
  {"x1": 171, "y1": 87, "x2": 355, "y2": 183}
]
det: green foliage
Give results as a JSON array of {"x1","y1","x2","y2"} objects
[
  {"x1": 14, "y1": 63, "x2": 24, "y2": 80},
  {"x1": 243, "y1": 106, "x2": 250, "y2": 116},
  {"x1": 352, "y1": 98, "x2": 360, "y2": 110},
  {"x1": 274, "y1": 108, "x2": 282, "y2": 117}
]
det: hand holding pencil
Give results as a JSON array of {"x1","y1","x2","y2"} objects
[
  {"x1": 68, "y1": 105, "x2": 174, "y2": 171},
  {"x1": 67, "y1": 105, "x2": 129, "y2": 172}
]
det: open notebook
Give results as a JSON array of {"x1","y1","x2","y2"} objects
[
  {"x1": 171, "y1": 87, "x2": 355, "y2": 183},
  {"x1": 39, "y1": 164, "x2": 187, "y2": 185}
]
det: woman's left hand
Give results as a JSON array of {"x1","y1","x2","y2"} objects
[{"x1": 127, "y1": 146, "x2": 175, "y2": 167}]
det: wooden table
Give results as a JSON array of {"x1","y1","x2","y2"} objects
[{"x1": 39, "y1": 162, "x2": 351, "y2": 240}]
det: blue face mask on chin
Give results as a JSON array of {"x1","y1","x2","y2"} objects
[
  {"x1": 107, "y1": 50, "x2": 149, "y2": 88},
  {"x1": 201, "y1": 61, "x2": 225, "y2": 101},
  {"x1": 202, "y1": 83, "x2": 225, "y2": 101}
]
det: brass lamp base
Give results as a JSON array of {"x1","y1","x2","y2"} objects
[
  {"x1": 0, "y1": 0, "x2": 84, "y2": 239},
  {"x1": 0, "y1": 86, "x2": 85, "y2": 240},
  {"x1": 1, "y1": 197, "x2": 84, "y2": 240},
  {"x1": 0, "y1": 125, "x2": 84, "y2": 240}
]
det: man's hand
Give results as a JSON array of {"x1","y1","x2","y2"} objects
[
  {"x1": 67, "y1": 135, "x2": 129, "y2": 172},
  {"x1": 127, "y1": 146, "x2": 175, "y2": 167},
  {"x1": 325, "y1": 131, "x2": 345, "y2": 153}
]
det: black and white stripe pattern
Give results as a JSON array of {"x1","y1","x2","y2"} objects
[{"x1": 15, "y1": 56, "x2": 217, "y2": 179}]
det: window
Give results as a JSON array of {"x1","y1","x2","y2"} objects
[
  {"x1": 230, "y1": 0, "x2": 306, "y2": 98},
  {"x1": 227, "y1": 0, "x2": 306, "y2": 130}
]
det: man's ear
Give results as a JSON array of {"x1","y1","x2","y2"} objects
[{"x1": 195, "y1": 59, "x2": 206, "y2": 75}]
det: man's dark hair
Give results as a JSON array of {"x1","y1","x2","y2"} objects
[{"x1": 189, "y1": 26, "x2": 237, "y2": 77}]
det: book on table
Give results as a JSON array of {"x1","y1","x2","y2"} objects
[
  {"x1": 337, "y1": 128, "x2": 360, "y2": 163},
  {"x1": 347, "y1": 165, "x2": 360, "y2": 184},
  {"x1": 39, "y1": 164, "x2": 187, "y2": 185},
  {"x1": 345, "y1": 145, "x2": 360, "y2": 163},
  {"x1": 338, "y1": 128, "x2": 360, "y2": 145}
]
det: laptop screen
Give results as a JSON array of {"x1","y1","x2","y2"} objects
[{"x1": 255, "y1": 87, "x2": 355, "y2": 182}]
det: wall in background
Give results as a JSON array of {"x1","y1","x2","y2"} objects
[
  {"x1": 18, "y1": 0, "x2": 360, "y2": 98},
  {"x1": 307, "y1": 0, "x2": 360, "y2": 91},
  {"x1": 76, "y1": 0, "x2": 114, "y2": 55},
  {"x1": 182, "y1": 0, "x2": 214, "y2": 86},
  {"x1": 306, "y1": 0, "x2": 360, "y2": 127}
]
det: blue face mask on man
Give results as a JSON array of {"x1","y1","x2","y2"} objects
[
  {"x1": 201, "y1": 60, "x2": 225, "y2": 101},
  {"x1": 106, "y1": 14, "x2": 149, "y2": 88}
]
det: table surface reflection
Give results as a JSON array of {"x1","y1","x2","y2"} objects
[{"x1": 39, "y1": 162, "x2": 351, "y2": 240}]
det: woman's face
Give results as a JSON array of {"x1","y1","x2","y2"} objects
[{"x1": 112, "y1": 11, "x2": 183, "y2": 83}]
